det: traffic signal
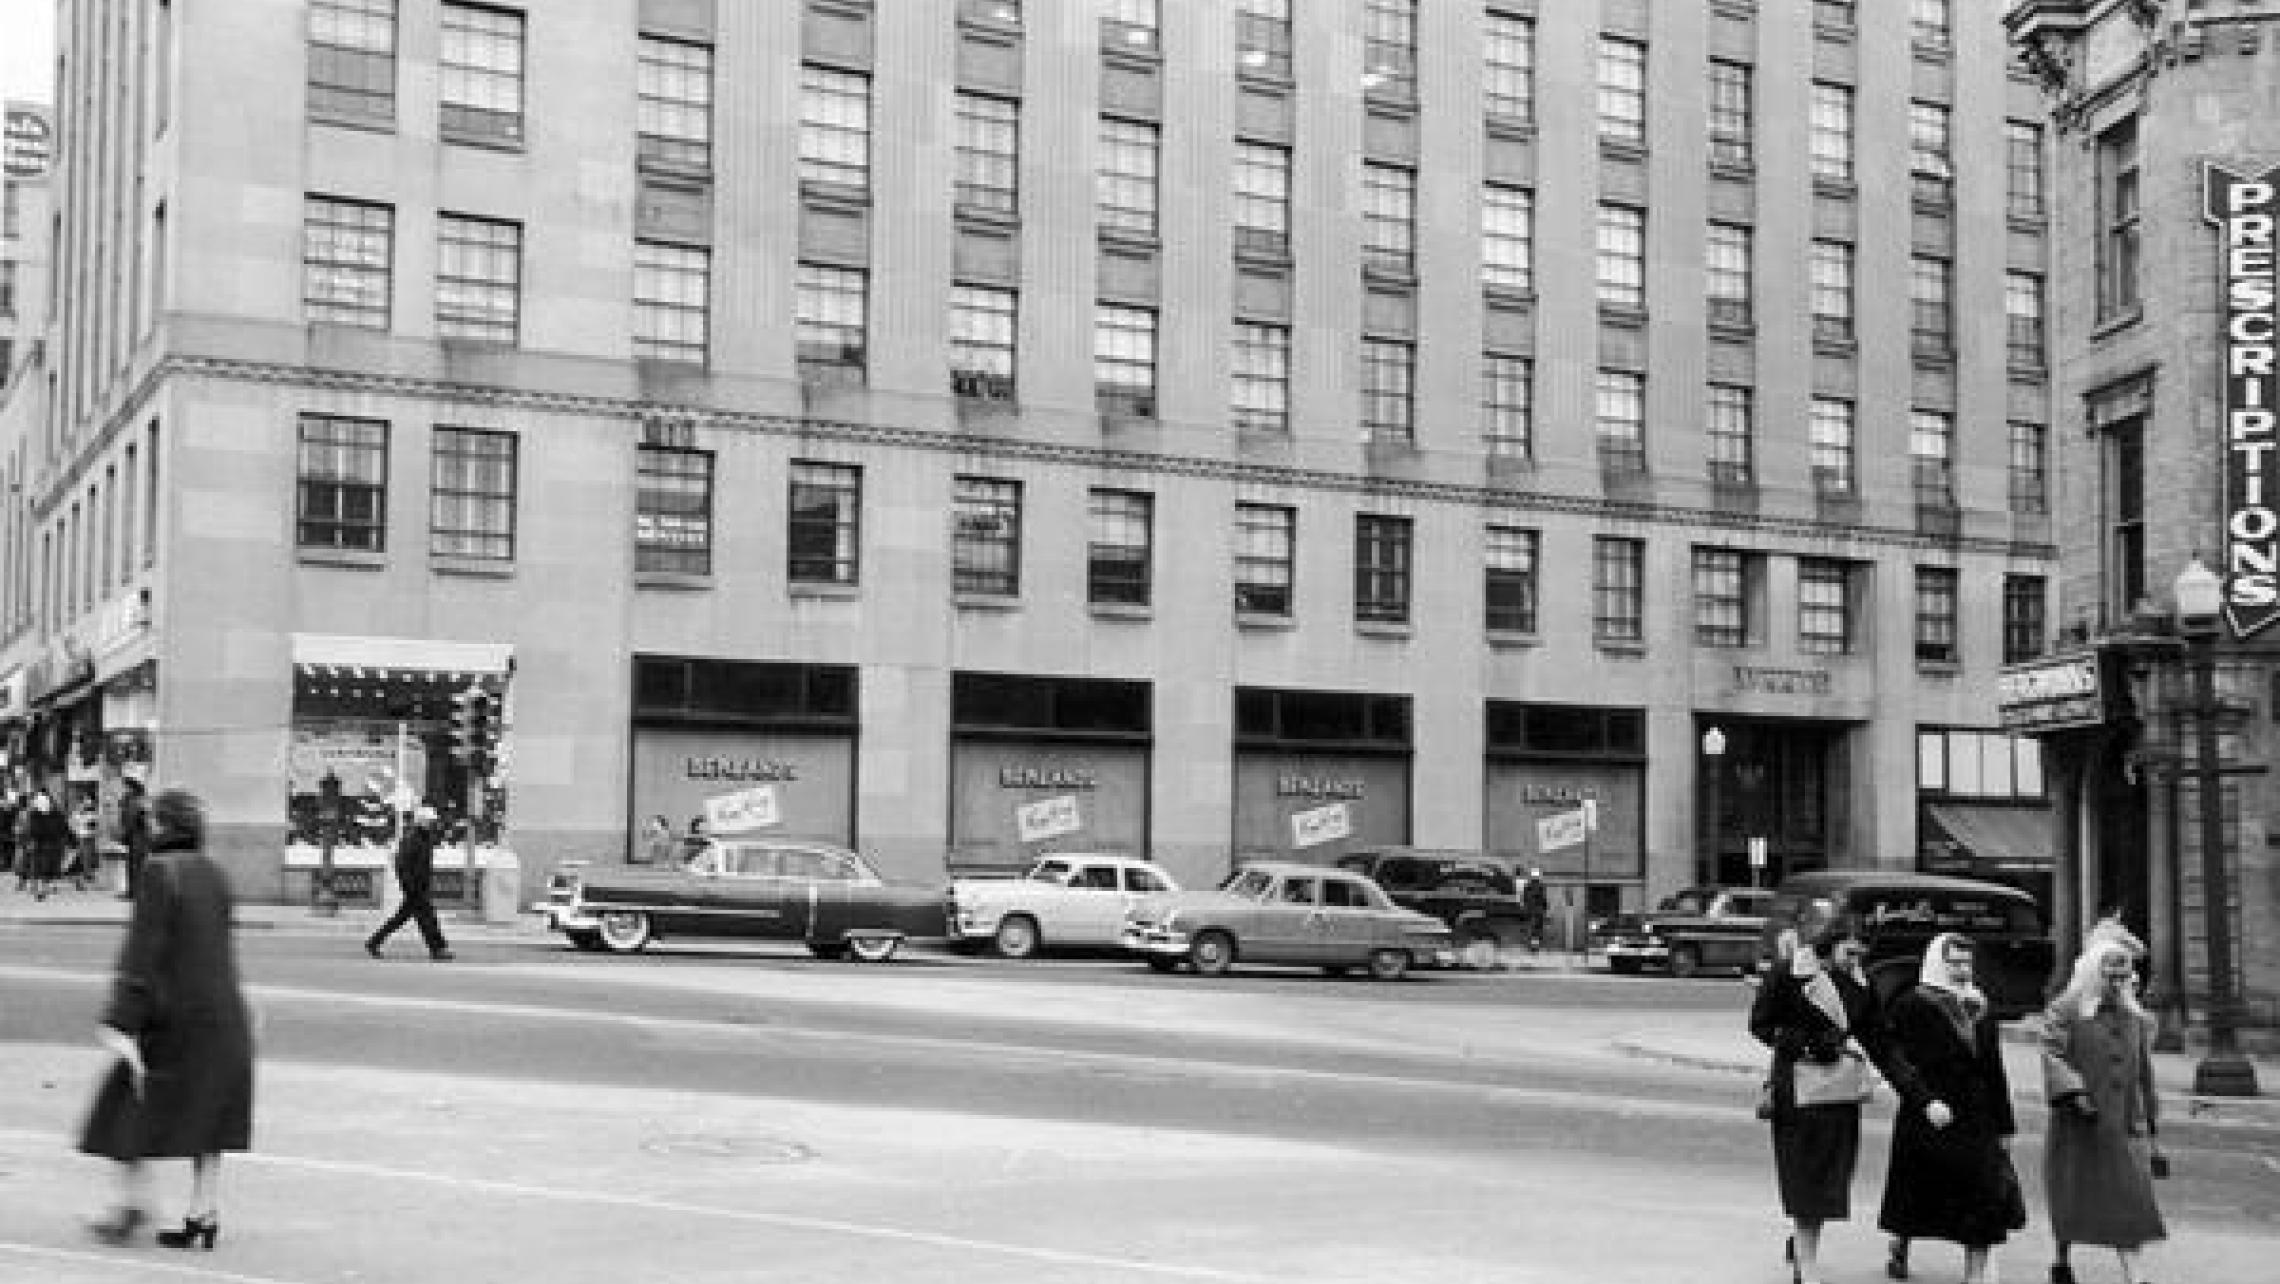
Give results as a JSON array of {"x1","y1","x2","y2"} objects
[{"x1": 449, "y1": 686, "x2": 496, "y2": 772}]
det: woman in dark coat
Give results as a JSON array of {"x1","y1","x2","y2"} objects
[
  {"x1": 2040, "y1": 938, "x2": 2165, "y2": 1284},
  {"x1": 80, "y1": 789, "x2": 254, "y2": 1251},
  {"x1": 24, "y1": 787, "x2": 71, "y2": 899},
  {"x1": 1877, "y1": 932, "x2": 2024, "y2": 1284},
  {"x1": 1750, "y1": 913, "x2": 1891, "y2": 1284}
]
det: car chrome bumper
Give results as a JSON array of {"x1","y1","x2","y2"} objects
[
  {"x1": 535, "y1": 902, "x2": 599, "y2": 931},
  {"x1": 1120, "y1": 926, "x2": 1189, "y2": 955},
  {"x1": 1603, "y1": 941, "x2": 1668, "y2": 963}
]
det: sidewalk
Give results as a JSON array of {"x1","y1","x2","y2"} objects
[{"x1": 0, "y1": 880, "x2": 546, "y2": 937}]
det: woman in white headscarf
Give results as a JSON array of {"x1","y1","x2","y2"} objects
[{"x1": 2040, "y1": 938, "x2": 2165, "y2": 1284}]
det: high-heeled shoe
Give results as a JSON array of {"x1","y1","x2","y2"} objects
[
  {"x1": 84, "y1": 1206, "x2": 146, "y2": 1245},
  {"x1": 155, "y1": 1215, "x2": 218, "y2": 1250}
]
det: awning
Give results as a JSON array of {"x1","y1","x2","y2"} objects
[
  {"x1": 1926, "y1": 803, "x2": 2053, "y2": 872},
  {"x1": 290, "y1": 634, "x2": 513, "y2": 680}
]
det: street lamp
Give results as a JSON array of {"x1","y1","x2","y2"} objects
[
  {"x1": 1701, "y1": 726, "x2": 1727, "y2": 887},
  {"x1": 2172, "y1": 556, "x2": 2260, "y2": 1097}
]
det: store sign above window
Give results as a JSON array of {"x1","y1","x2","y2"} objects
[
  {"x1": 1997, "y1": 651, "x2": 2107, "y2": 734},
  {"x1": 2207, "y1": 159, "x2": 2280, "y2": 638}
]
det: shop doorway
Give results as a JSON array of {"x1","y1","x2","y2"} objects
[{"x1": 1698, "y1": 718, "x2": 1851, "y2": 888}]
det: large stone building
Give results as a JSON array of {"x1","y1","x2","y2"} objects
[
  {"x1": 0, "y1": 0, "x2": 2059, "y2": 916},
  {"x1": 1, "y1": 100, "x2": 55, "y2": 750}
]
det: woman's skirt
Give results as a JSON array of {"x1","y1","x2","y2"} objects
[{"x1": 1772, "y1": 1103, "x2": 1862, "y2": 1221}]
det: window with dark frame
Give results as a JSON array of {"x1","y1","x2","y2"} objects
[
  {"x1": 1693, "y1": 548, "x2": 1750, "y2": 647},
  {"x1": 1362, "y1": 339, "x2": 1415, "y2": 445},
  {"x1": 1811, "y1": 239, "x2": 1854, "y2": 344},
  {"x1": 800, "y1": 65, "x2": 872, "y2": 192},
  {"x1": 1597, "y1": 203, "x2": 1644, "y2": 310},
  {"x1": 297, "y1": 414, "x2": 388, "y2": 552},
  {"x1": 1484, "y1": 13, "x2": 1534, "y2": 124},
  {"x1": 1094, "y1": 304, "x2": 1157, "y2": 415},
  {"x1": 1483, "y1": 184, "x2": 1533, "y2": 292},
  {"x1": 637, "y1": 36, "x2": 713, "y2": 171},
  {"x1": 1911, "y1": 256, "x2": 1952, "y2": 359},
  {"x1": 1810, "y1": 81, "x2": 1853, "y2": 184},
  {"x1": 1236, "y1": 0, "x2": 1293, "y2": 80},
  {"x1": 787, "y1": 461, "x2": 861, "y2": 586},
  {"x1": 1593, "y1": 537, "x2": 1645, "y2": 643},
  {"x1": 1915, "y1": 566, "x2": 1960, "y2": 664},
  {"x1": 1798, "y1": 559, "x2": 1853, "y2": 654},
  {"x1": 1098, "y1": 117, "x2": 1160, "y2": 238},
  {"x1": 1484, "y1": 354, "x2": 1532, "y2": 460},
  {"x1": 1910, "y1": 410, "x2": 1956, "y2": 510},
  {"x1": 2009, "y1": 420, "x2": 2048, "y2": 515},
  {"x1": 953, "y1": 476, "x2": 1022, "y2": 597},
  {"x1": 795, "y1": 263, "x2": 868, "y2": 375},
  {"x1": 1596, "y1": 35, "x2": 1645, "y2": 148},
  {"x1": 2097, "y1": 116, "x2": 2140, "y2": 320},
  {"x1": 635, "y1": 445, "x2": 713, "y2": 575},
  {"x1": 436, "y1": 213, "x2": 521, "y2": 343},
  {"x1": 303, "y1": 195, "x2": 392, "y2": 329},
  {"x1": 1909, "y1": 101, "x2": 1952, "y2": 207},
  {"x1": 1810, "y1": 398, "x2": 1856, "y2": 495},
  {"x1": 309, "y1": 0, "x2": 397, "y2": 124},
  {"x1": 951, "y1": 285, "x2": 1017, "y2": 395},
  {"x1": 1596, "y1": 369, "x2": 1646, "y2": 473},
  {"x1": 1234, "y1": 141, "x2": 1291, "y2": 257},
  {"x1": 1354, "y1": 514, "x2": 1412, "y2": 625},
  {"x1": 430, "y1": 426, "x2": 516, "y2": 560},
  {"x1": 1087, "y1": 488, "x2": 1152, "y2": 607},
  {"x1": 2006, "y1": 272, "x2": 2045, "y2": 371},
  {"x1": 1708, "y1": 59, "x2": 1751, "y2": 167},
  {"x1": 439, "y1": 3, "x2": 523, "y2": 144},
  {"x1": 1707, "y1": 384, "x2": 1752, "y2": 485},
  {"x1": 1362, "y1": 163, "x2": 1416, "y2": 275},
  {"x1": 1912, "y1": 0, "x2": 1951, "y2": 51},
  {"x1": 1707, "y1": 221, "x2": 1752, "y2": 329},
  {"x1": 1233, "y1": 321, "x2": 1290, "y2": 433},
  {"x1": 2006, "y1": 121, "x2": 2045, "y2": 222},
  {"x1": 955, "y1": 92, "x2": 1019, "y2": 215},
  {"x1": 1234, "y1": 502, "x2": 1294, "y2": 616},
  {"x1": 634, "y1": 241, "x2": 709, "y2": 363},
  {"x1": 2003, "y1": 574, "x2": 2046, "y2": 665},
  {"x1": 2109, "y1": 420, "x2": 2146, "y2": 617},
  {"x1": 1362, "y1": 0, "x2": 1417, "y2": 100},
  {"x1": 1485, "y1": 525, "x2": 1537, "y2": 634}
]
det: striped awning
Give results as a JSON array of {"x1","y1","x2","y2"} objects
[{"x1": 290, "y1": 634, "x2": 513, "y2": 684}]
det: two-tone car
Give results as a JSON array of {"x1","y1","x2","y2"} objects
[
  {"x1": 946, "y1": 853, "x2": 1181, "y2": 957},
  {"x1": 1119, "y1": 861, "x2": 1457, "y2": 980},
  {"x1": 534, "y1": 838, "x2": 946, "y2": 961}
]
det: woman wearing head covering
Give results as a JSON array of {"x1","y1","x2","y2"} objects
[
  {"x1": 1875, "y1": 932, "x2": 2025, "y2": 1284},
  {"x1": 78, "y1": 789, "x2": 255, "y2": 1251},
  {"x1": 2040, "y1": 939, "x2": 2166, "y2": 1284}
]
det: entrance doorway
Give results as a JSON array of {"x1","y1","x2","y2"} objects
[{"x1": 1697, "y1": 718, "x2": 1851, "y2": 888}]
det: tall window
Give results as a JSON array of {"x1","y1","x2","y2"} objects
[
  {"x1": 1233, "y1": 142, "x2": 1291, "y2": 256},
  {"x1": 439, "y1": 2, "x2": 523, "y2": 144},
  {"x1": 1910, "y1": 410, "x2": 1955, "y2": 509},
  {"x1": 1362, "y1": 163, "x2": 1416, "y2": 275},
  {"x1": 953, "y1": 476, "x2": 1022, "y2": 596},
  {"x1": 1232, "y1": 321, "x2": 1290, "y2": 433},
  {"x1": 1810, "y1": 399, "x2": 1855, "y2": 495},
  {"x1": 1693, "y1": 548, "x2": 1749, "y2": 647},
  {"x1": 1363, "y1": 339, "x2": 1415, "y2": 444},
  {"x1": 1911, "y1": 256, "x2": 1952, "y2": 359},
  {"x1": 2006, "y1": 121, "x2": 2045, "y2": 221},
  {"x1": 309, "y1": 0, "x2": 396, "y2": 123},
  {"x1": 1798, "y1": 559, "x2": 1853, "y2": 654},
  {"x1": 1915, "y1": 567, "x2": 1959, "y2": 664},
  {"x1": 1597, "y1": 204, "x2": 1644, "y2": 310},
  {"x1": 1597, "y1": 36, "x2": 1646, "y2": 148},
  {"x1": 1708, "y1": 60, "x2": 1752, "y2": 167},
  {"x1": 788, "y1": 461, "x2": 861, "y2": 586},
  {"x1": 2003, "y1": 576, "x2": 2047, "y2": 664},
  {"x1": 1236, "y1": 0, "x2": 1293, "y2": 80},
  {"x1": 1483, "y1": 354, "x2": 1532, "y2": 460},
  {"x1": 635, "y1": 446, "x2": 712, "y2": 575},
  {"x1": 633, "y1": 241, "x2": 710, "y2": 364},
  {"x1": 1363, "y1": 0, "x2": 1417, "y2": 99},
  {"x1": 1094, "y1": 304, "x2": 1157, "y2": 414},
  {"x1": 430, "y1": 427, "x2": 516, "y2": 560},
  {"x1": 796, "y1": 263, "x2": 868, "y2": 374},
  {"x1": 2006, "y1": 272, "x2": 2045, "y2": 370},
  {"x1": 956, "y1": 93, "x2": 1019, "y2": 214},
  {"x1": 2109, "y1": 422, "x2": 2146, "y2": 613},
  {"x1": 1098, "y1": 117, "x2": 1159, "y2": 238},
  {"x1": 303, "y1": 196, "x2": 392, "y2": 329},
  {"x1": 800, "y1": 66, "x2": 871, "y2": 191},
  {"x1": 1912, "y1": 0, "x2": 1951, "y2": 51},
  {"x1": 1707, "y1": 384, "x2": 1752, "y2": 485},
  {"x1": 2009, "y1": 420, "x2": 2048, "y2": 515},
  {"x1": 1103, "y1": 0, "x2": 1159, "y2": 46},
  {"x1": 1088, "y1": 489, "x2": 1152, "y2": 606},
  {"x1": 1593, "y1": 537, "x2": 1645, "y2": 644},
  {"x1": 1810, "y1": 82, "x2": 1853, "y2": 183},
  {"x1": 1234, "y1": 503, "x2": 1294, "y2": 616},
  {"x1": 1706, "y1": 222, "x2": 1751, "y2": 329},
  {"x1": 436, "y1": 214, "x2": 520, "y2": 343},
  {"x1": 1484, "y1": 526, "x2": 1538, "y2": 634},
  {"x1": 637, "y1": 36, "x2": 713, "y2": 170},
  {"x1": 297, "y1": 414, "x2": 387, "y2": 552},
  {"x1": 951, "y1": 285, "x2": 1018, "y2": 394},
  {"x1": 2097, "y1": 117, "x2": 2141, "y2": 318},
  {"x1": 1811, "y1": 239, "x2": 1854, "y2": 344},
  {"x1": 1596, "y1": 369, "x2": 1645, "y2": 473},
  {"x1": 1483, "y1": 184, "x2": 1533, "y2": 293},
  {"x1": 1354, "y1": 514, "x2": 1412, "y2": 625},
  {"x1": 1909, "y1": 101, "x2": 1953, "y2": 206},
  {"x1": 1484, "y1": 14, "x2": 1535, "y2": 123}
]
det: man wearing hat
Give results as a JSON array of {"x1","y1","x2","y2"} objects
[{"x1": 363, "y1": 803, "x2": 453, "y2": 961}]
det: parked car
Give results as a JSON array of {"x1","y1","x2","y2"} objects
[
  {"x1": 1332, "y1": 847, "x2": 1531, "y2": 969},
  {"x1": 947, "y1": 853, "x2": 1181, "y2": 957},
  {"x1": 1594, "y1": 885, "x2": 1774, "y2": 977},
  {"x1": 1120, "y1": 861, "x2": 1457, "y2": 980},
  {"x1": 1755, "y1": 870, "x2": 2055, "y2": 1019},
  {"x1": 534, "y1": 838, "x2": 946, "y2": 961}
]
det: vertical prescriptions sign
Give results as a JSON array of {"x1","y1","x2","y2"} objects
[{"x1": 2208, "y1": 161, "x2": 2280, "y2": 638}]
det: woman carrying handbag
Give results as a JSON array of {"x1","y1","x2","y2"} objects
[{"x1": 2040, "y1": 939, "x2": 2167, "y2": 1284}]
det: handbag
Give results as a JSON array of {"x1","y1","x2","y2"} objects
[
  {"x1": 2150, "y1": 1137, "x2": 2171, "y2": 1179},
  {"x1": 1793, "y1": 1046, "x2": 1874, "y2": 1107}
]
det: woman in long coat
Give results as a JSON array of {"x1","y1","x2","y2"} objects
[
  {"x1": 79, "y1": 789, "x2": 254, "y2": 1251},
  {"x1": 2041, "y1": 939, "x2": 2165, "y2": 1284},
  {"x1": 1877, "y1": 932, "x2": 2024, "y2": 1284},
  {"x1": 23, "y1": 788, "x2": 70, "y2": 899}
]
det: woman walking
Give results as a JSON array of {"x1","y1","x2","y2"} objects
[
  {"x1": 79, "y1": 788, "x2": 255, "y2": 1251},
  {"x1": 23, "y1": 788, "x2": 71, "y2": 900},
  {"x1": 2041, "y1": 939, "x2": 2166, "y2": 1284}
]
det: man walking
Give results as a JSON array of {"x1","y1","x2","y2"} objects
[
  {"x1": 1520, "y1": 866, "x2": 1551, "y2": 953},
  {"x1": 363, "y1": 804, "x2": 453, "y2": 961},
  {"x1": 116, "y1": 778, "x2": 152, "y2": 901}
]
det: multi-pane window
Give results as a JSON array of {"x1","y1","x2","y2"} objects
[
  {"x1": 1103, "y1": 0, "x2": 1160, "y2": 47},
  {"x1": 1484, "y1": 354, "x2": 1532, "y2": 460},
  {"x1": 309, "y1": 0, "x2": 396, "y2": 123},
  {"x1": 1816, "y1": 0, "x2": 1857, "y2": 29},
  {"x1": 297, "y1": 414, "x2": 387, "y2": 552},
  {"x1": 1363, "y1": 0, "x2": 1418, "y2": 99},
  {"x1": 1798, "y1": 559, "x2": 1853, "y2": 654},
  {"x1": 1362, "y1": 339, "x2": 1416, "y2": 444},
  {"x1": 1707, "y1": 384, "x2": 1752, "y2": 485},
  {"x1": 430, "y1": 427, "x2": 516, "y2": 561},
  {"x1": 2009, "y1": 420, "x2": 2048, "y2": 515},
  {"x1": 637, "y1": 37, "x2": 713, "y2": 170},
  {"x1": 1095, "y1": 304, "x2": 1157, "y2": 414},
  {"x1": 1483, "y1": 184, "x2": 1533, "y2": 292},
  {"x1": 1810, "y1": 398, "x2": 1856, "y2": 495},
  {"x1": 1693, "y1": 548, "x2": 1750, "y2": 647},
  {"x1": 1810, "y1": 82, "x2": 1854, "y2": 183},
  {"x1": 439, "y1": 3, "x2": 523, "y2": 144},
  {"x1": 1098, "y1": 117, "x2": 1160, "y2": 238},
  {"x1": 951, "y1": 285, "x2": 1018, "y2": 394},
  {"x1": 787, "y1": 461, "x2": 861, "y2": 586},
  {"x1": 1708, "y1": 60, "x2": 1752, "y2": 168},
  {"x1": 1236, "y1": 0, "x2": 1293, "y2": 80},
  {"x1": 1593, "y1": 537, "x2": 1645, "y2": 644},
  {"x1": 1232, "y1": 321, "x2": 1290, "y2": 433},
  {"x1": 1354, "y1": 514, "x2": 1413, "y2": 625},
  {"x1": 303, "y1": 196, "x2": 392, "y2": 329},
  {"x1": 1596, "y1": 369, "x2": 1646, "y2": 472},
  {"x1": 1234, "y1": 142, "x2": 1292, "y2": 255},
  {"x1": 1088, "y1": 489, "x2": 1153, "y2": 607},
  {"x1": 635, "y1": 446, "x2": 713, "y2": 575},
  {"x1": 1362, "y1": 164, "x2": 1416, "y2": 275},
  {"x1": 2006, "y1": 122, "x2": 2045, "y2": 222},
  {"x1": 1911, "y1": 410, "x2": 1955, "y2": 509},
  {"x1": 956, "y1": 93, "x2": 1019, "y2": 214},
  {"x1": 1484, "y1": 14, "x2": 1535, "y2": 123},
  {"x1": 2003, "y1": 575, "x2": 2047, "y2": 665},
  {"x1": 1597, "y1": 37, "x2": 1646, "y2": 148},
  {"x1": 2006, "y1": 272, "x2": 2046, "y2": 370},
  {"x1": 1912, "y1": 0, "x2": 1951, "y2": 51},
  {"x1": 1912, "y1": 256, "x2": 1953, "y2": 359},
  {"x1": 1597, "y1": 204, "x2": 1645, "y2": 310},
  {"x1": 953, "y1": 476, "x2": 1023, "y2": 596},
  {"x1": 1811, "y1": 239, "x2": 1854, "y2": 344},
  {"x1": 796, "y1": 264, "x2": 868, "y2": 376},
  {"x1": 1910, "y1": 101, "x2": 1953, "y2": 206},
  {"x1": 436, "y1": 214, "x2": 521, "y2": 343},
  {"x1": 1707, "y1": 222, "x2": 1752, "y2": 328},
  {"x1": 2098, "y1": 117, "x2": 2141, "y2": 318},
  {"x1": 1915, "y1": 567, "x2": 1960, "y2": 664},
  {"x1": 1234, "y1": 503, "x2": 1295, "y2": 616},
  {"x1": 1485, "y1": 526, "x2": 1538, "y2": 633},
  {"x1": 2109, "y1": 422, "x2": 2146, "y2": 613},
  {"x1": 800, "y1": 66, "x2": 872, "y2": 191},
  {"x1": 633, "y1": 241, "x2": 710, "y2": 364}
]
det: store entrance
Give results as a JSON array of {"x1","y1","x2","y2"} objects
[{"x1": 1698, "y1": 718, "x2": 1851, "y2": 888}]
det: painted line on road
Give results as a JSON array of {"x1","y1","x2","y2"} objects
[{"x1": 0, "y1": 1240, "x2": 310, "y2": 1283}]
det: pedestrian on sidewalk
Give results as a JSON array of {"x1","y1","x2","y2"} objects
[
  {"x1": 363, "y1": 803, "x2": 453, "y2": 961},
  {"x1": 23, "y1": 788, "x2": 70, "y2": 900},
  {"x1": 80, "y1": 788, "x2": 255, "y2": 1252},
  {"x1": 0, "y1": 789, "x2": 21, "y2": 891},
  {"x1": 1519, "y1": 867, "x2": 1549, "y2": 953},
  {"x1": 1875, "y1": 933, "x2": 2026, "y2": 1284},
  {"x1": 118, "y1": 778, "x2": 153, "y2": 901},
  {"x1": 2039, "y1": 938, "x2": 2166, "y2": 1284},
  {"x1": 70, "y1": 793, "x2": 102, "y2": 891}
]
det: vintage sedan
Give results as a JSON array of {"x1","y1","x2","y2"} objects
[
  {"x1": 1120, "y1": 861, "x2": 1457, "y2": 980},
  {"x1": 534, "y1": 838, "x2": 946, "y2": 961},
  {"x1": 1596, "y1": 885, "x2": 1774, "y2": 977},
  {"x1": 947, "y1": 853, "x2": 1181, "y2": 957}
]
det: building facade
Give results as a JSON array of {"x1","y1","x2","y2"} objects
[
  {"x1": 1, "y1": 99, "x2": 56, "y2": 765},
  {"x1": 0, "y1": 0, "x2": 2058, "y2": 912}
]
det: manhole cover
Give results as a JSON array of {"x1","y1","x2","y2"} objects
[{"x1": 642, "y1": 1133, "x2": 815, "y2": 1163}]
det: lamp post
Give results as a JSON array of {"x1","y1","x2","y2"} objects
[
  {"x1": 1701, "y1": 726, "x2": 1727, "y2": 887},
  {"x1": 2172, "y1": 556, "x2": 2260, "y2": 1097}
]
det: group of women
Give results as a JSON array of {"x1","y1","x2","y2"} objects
[{"x1": 1752, "y1": 917, "x2": 2168, "y2": 1284}]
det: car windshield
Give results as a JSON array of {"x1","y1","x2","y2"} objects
[
  {"x1": 1028, "y1": 860, "x2": 1076, "y2": 884},
  {"x1": 1662, "y1": 891, "x2": 1710, "y2": 913},
  {"x1": 1221, "y1": 868, "x2": 1276, "y2": 899}
]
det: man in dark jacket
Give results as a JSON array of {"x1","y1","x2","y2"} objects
[
  {"x1": 117, "y1": 778, "x2": 152, "y2": 901},
  {"x1": 363, "y1": 804, "x2": 453, "y2": 961}
]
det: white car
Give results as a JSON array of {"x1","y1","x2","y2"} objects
[{"x1": 947, "y1": 854, "x2": 1181, "y2": 958}]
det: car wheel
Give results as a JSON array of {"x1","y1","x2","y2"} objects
[
  {"x1": 1670, "y1": 944, "x2": 1702, "y2": 979},
  {"x1": 1189, "y1": 930, "x2": 1237, "y2": 977},
  {"x1": 1321, "y1": 965, "x2": 1351, "y2": 978},
  {"x1": 846, "y1": 935, "x2": 901, "y2": 963},
  {"x1": 595, "y1": 911, "x2": 652, "y2": 954},
  {"x1": 807, "y1": 941, "x2": 850, "y2": 961},
  {"x1": 1366, "y1": 948, "x2": 1411, "y2": 982},
  {"x1": 993, "y1": 915, "x2": 1042, "y2": 960},
  {"x1": 1608, "y1": 957, "x2": 1641, "y2": 976},
  {"x1": 1144, "y1": 955, "x2": 1180, "y2": 973},
  {"x1": 1458, "y1": 930, "x2": 1501, "y2": 971},
  {"x1": 564, "y1": 929, "x2": 604, "y2": 952}
]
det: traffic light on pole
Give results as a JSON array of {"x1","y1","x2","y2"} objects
[{"x1": 449, "y1": 686, "x2": 494, "y2": 770}]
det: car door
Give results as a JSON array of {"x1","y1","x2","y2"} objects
[
  {"x1": 1317, "y1": 874, "x2": 1396, "y2": 963},
  {"x1": 701, "y1": 844, "x2": 791, "y2": 940},
  {"x1": 1055, "y1": 861, "x2": 1128, "y2": 946},
  {"x1": 1252, "y1": 874, "x2": 1328, "y2": 964}
]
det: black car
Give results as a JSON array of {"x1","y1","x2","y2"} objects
[
  {"x1": 1756, "y1": 871, "x2": 2055, "y2": 1019},
  {"x1": 1334, "y1": 847, "x2": 1531, "y2": 969}
]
